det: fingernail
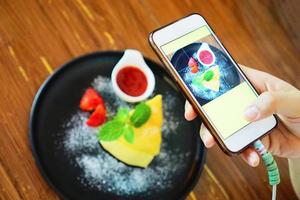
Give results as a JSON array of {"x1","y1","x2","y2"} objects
[
  {"x1": 248, "y1": 152, "x2": 259, "y2": 167},
  {"x1": 185, "y1": 101, "x2": 191, "y2": 112},
  {"x1": 202, "y1": 133, "x2": 211, "y2": 147},
  {"x1": 244, "y1": 106, "x2": 260, "y2": 121},
  {"x1": 184, "y1": 103, "x2": 188, "y2": 117},
  {"x1": 184, "y1": 102, "x2": 192, "y2": 119}
]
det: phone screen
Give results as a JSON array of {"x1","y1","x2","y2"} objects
[{"x1": 161, "y1": 25, "x2": 257, "y2": 140}]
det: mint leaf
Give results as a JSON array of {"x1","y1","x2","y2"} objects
[
  {"x1": 123, "y1": 125, "x2": 134, "y2": 143},
  {"x1": 130, "y1": 103, "x2": 151, "y2": 128},
  {"x1": 114, "y1": 107, "x2": 129, "y2": 122},
  {"x1": 192, "y1": 75, "x2": 204, "y2": 87},
  {"x1": 98, "y1": 105, "x2": 145, "y2": 144},
  {"x1": 98, "y1": 120, "x2": 125, "y2": 141},
  {"x1": 204, "y1": 70, "x2": 214, "y2": 81}
]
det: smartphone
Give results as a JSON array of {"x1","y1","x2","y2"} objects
[{"x1": 149, "y1": 13, "x2": 277, "y2": 154}]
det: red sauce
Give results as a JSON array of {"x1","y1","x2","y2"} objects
[
  {"x1": 116, "y1": 66, "x2": 148, "y2": 96},
  {"x1": 199, "y1": 50, "x2": 213, "y2": 65}
]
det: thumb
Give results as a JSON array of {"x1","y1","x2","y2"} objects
[{"x1": 244, "y1": 91, "x2": 300, "y2": 121}]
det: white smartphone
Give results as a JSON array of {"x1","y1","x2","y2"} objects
[{"x1": 149, "y1": 13, "x2": 277, "y2": 154}]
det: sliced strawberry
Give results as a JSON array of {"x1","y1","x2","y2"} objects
[
  {"x1": 188, "y1": 57, "x2": 198, "y2": 68},
  {"x1": 191, "y1": 65, "x2": 199, "y2": 73},
  {"x1": 80, "y1": 87, "x2": 104, "y2": 111},
  {"x1": 86, "y1": 104, "x2": 106, "y2": 127}
]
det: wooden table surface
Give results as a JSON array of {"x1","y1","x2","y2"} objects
[{"x1": 0, "y1": 0, "x2": 299, "y2": 199}]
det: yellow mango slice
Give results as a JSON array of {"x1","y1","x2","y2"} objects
[
  {"x1": 100, "y1": 95, "x2": 163, "y2": 168},
  {"x1": 201, "y1": 65, "x2": 220, "y2": 92}
]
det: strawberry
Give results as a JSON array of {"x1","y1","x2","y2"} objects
[
  {"x1": 188, "y1": 57, "x2": 198, "y2": 68},
  {"x1": 80, "y1": 87, "x2": 104, "y2": 111},
  {"x1": 86, "y1": 104, "x2": 106, "y2": 127},
  {"x1": 191, "y1": 65, "x2": 199, "y2": 73}
]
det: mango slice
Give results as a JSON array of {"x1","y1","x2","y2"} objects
[
  {"x1": 100, "y1": 95, "x2": 163, "y2": 168},
  {"x1": 201, "y1": 65, "x2": 220, "y2": 92}
]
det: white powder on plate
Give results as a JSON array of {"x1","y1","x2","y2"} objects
[{"x1": 61, "y1": 75, "x2": 191, "y2": 196}]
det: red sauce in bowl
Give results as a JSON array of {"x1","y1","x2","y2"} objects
[
  {"x1": 199, "y1": 50, "x2": 214, "y2": 65},
  {"x1": 116, "y1": 66, "x2": 148, "y2": 97}
]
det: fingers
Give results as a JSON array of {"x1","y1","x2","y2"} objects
[
  {"x1": 185, "y1": 101, "x2": 216, "y2": 147},
  {"x1": 199, "y1": 123, "x2": 216, "y2": 148},
  {"x1": 184, "y1": 101, "x2": 215, "y2": 147},
  {"x1": 199, "y1": 123, "x2": 260, "y2": 167},
  {"x1": 239, "y1": 65, "x2": 270, "y2": 94},
  {"x1": 244, "y1": 92, "x2": 274, "y2": 121},
  {"x1": 239, "y1": 65, "x2": 295, "y2": 93},
  {"x1": 240, "y1": 147, "x2": 260, "y2": 167},
  {"x1": 184, "y1": 101, "x2": 197, "y2": 121},
  {"x1": 244, "y1": 91, "x2": 300, "y2": 121}
]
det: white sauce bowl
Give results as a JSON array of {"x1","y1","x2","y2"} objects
[{"x1": 111, "y1": 49, "x2": 155, "y2": 103}]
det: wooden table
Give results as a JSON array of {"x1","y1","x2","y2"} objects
[{"x1": 0, "y1": 0, "x2": 299, "y2": 199}]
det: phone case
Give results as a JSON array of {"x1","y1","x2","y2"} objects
[{"x1": 148, "y1": 13, "x2": 277, "y2": 155}]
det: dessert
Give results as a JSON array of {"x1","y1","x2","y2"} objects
[
  {"x1": 78, "y1": 50, "x2": 160, "y2": 167},
  {"x1": 192, "y1": 65, "x2": 220, "y2": 92},
  {"x1": 99, "y1": 95, "x2": 163, "y2": 168}
]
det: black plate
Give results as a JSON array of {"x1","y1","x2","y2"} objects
[{"x1": 29, "y1": 51, "x2": 206, "y2": 200}]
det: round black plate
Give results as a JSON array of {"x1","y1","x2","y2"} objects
[{"x1": 29, "y1": 51, "x2": 206, "y2": 200}]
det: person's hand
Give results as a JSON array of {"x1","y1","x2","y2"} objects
[{"x1": 184, "y1": 65, "x2": 300, "y2": 167}]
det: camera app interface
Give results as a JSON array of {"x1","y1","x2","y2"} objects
[{"x1": 161, "y1": 25, "x2": 257, "y2": 139}]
